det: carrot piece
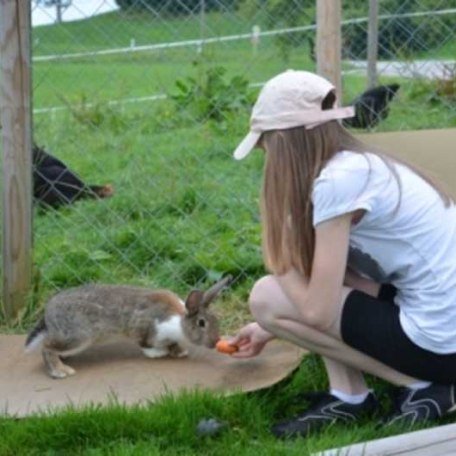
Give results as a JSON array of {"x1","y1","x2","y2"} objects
[{"x1": 216, "y1": 339, "x2": 239, "y2": 354}]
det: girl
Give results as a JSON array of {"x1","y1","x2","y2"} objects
[{"x1": 230, "y1": 70, "x2": 456, "y2": 438}]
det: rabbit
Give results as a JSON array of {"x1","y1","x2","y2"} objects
[{"x1": 25, "y1": 276, "x2": 231, "y2": 379}]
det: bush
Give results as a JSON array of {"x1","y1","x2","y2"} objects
[
  {"x1": 342, "y1": 0, "x2": 456, "y2": 59},
  {"x1": 239, "y1": 0, "x2": 315, "y2": 61},
  {"x1": 169, "y1": 63, "x2": 255, "y2": 122},
  {"x1": 115, "y1": 0, "x2": 238, "y2": 15},
  {"x1": 239, "y1": 0, "x2": 456, "y2": 60}
]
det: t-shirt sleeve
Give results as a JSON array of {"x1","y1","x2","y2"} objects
[{"x1": 312, "y1": 162, "x2": 376, "y2": 227}]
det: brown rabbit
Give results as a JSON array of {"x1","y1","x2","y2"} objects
[{"x1": 25, "y1": 276, "x2": 231, "y2": 379}]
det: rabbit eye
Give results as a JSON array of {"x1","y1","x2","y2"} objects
[{"x1": 197, "y1": 318, "x2": 206, "y2": 328}]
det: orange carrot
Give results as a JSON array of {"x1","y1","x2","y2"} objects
[{"x1": 216, "y1": 339, "x2": 239, "y2": 354}]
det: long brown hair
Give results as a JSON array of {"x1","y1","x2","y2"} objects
[{"x1": 260, "y1": 115, "x2": 452, "y2": 279}]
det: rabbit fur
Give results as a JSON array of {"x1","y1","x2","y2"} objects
[{"x1": 25, "y1": 276, "x2": 231, "y2": 379}]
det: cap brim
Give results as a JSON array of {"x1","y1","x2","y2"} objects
[{"x1": 233, "y1": 131, "x2": 261, "y2": 160}]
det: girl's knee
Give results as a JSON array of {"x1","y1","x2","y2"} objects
[
  {"x1": 249, "y1": 275, "x2": 286, "y2": 326},
  {"x1": 248, "y1": 275, "x2": 321, "y2": 343}
]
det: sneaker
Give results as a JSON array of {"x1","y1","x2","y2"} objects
[
  {"x1": 271, "y1": 392, "x2": 378, "y2": 439},
  {"x1": 384, "y1": 383, "x2": 456, "y2": 427}
]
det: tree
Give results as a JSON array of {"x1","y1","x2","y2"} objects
[
  {"x1": 238, "y1": 0, "x2": 456, "y2": 60},
  {"x1": 114, "y1": 0, "x2": 237, "y2": 15}
]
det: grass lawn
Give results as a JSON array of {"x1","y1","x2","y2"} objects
[
  {"x1": 2, "y1": 354, "x2": 452, "y2": 456},
  {"x1": 0, "y1": 8, "x2": 455, "y2": 455}
]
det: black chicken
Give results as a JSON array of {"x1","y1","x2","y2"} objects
[
  {"x1": 343, "y1": 83, "x2": 400, "y2": 129},
  {"x1": 33, "y1": 144, "x2": 114, "y2": 208}
]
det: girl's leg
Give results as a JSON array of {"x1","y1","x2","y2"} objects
[
  {"x1": 322, "y1": 269, "x2": 383, "y2": 395},
  {"x1": 323, "y1": 357, "x2": 368, "y2": 395},
  {"x1": 250, "y1": 275, "x2": 456, "y2": 436},
  {"x1": 344, "y1": 267, "x2": 381, "y2": 297},
  {"x1": 249, "y1": 275, "x2": 419, "y2": 388}
]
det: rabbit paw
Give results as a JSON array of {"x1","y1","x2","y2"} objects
[
  {"x1": 175, "y1": 349, "x2": 188, "y2": 358},
  {"x1": 49, "y1": 364, "x2": 76, "y2": 379},
  {"x1": 168, "y1": 343, "x2": 188, "y2": 358},
  {"x1": 142, "y1": 347, "x2": 169, "y2": 359}
]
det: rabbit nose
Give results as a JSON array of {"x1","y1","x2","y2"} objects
[{"x1": 209, "y1": 336, "x2": 219, "y2": 348}]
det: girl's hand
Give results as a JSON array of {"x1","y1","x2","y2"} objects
[{"x1": 229, "y1": 322, "x2": 275, "y2": 358}]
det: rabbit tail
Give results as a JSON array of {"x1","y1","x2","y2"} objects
[{"x1": 25, "y1": 317, "x2": 47, "y2": 353}]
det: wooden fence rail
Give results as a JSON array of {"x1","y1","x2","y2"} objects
[{"x1": 0, "y1": 0, "x2": 33, "y2": 322}]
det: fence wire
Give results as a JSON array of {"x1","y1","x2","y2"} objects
[{"x1": 2, "y1": 0, "x2": 456, "y2": 326}]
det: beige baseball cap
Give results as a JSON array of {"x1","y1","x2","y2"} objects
[{"x1": 233, "y1": 70, "x2": 355, "y2": 160}]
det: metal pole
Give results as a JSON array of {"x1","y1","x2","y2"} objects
[
  {"x1": 198, "y1": 0, "x2": 205, "y2": 53},
  {"x1": 56, "y1": 0, "x2": 63, "y2": 23},
  {"x1": 316, "y1": 0, "x2": 342, "y2": 101},
  {"x1": 0, "y1": 0, "x2": 33, "y2": 322},
  {"x1": 367, "y1": 0, "x2": 379, "y2": 88}
]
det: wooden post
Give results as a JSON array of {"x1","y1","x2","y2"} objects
[
  {"x1": 367, "y1": 0, "x2": 379, "y2": 88},
  {"x1": 0, "y1": 0, "x2": 33, "y2": 322},
  {"x1": 316, "y1": 0, "x2": 342, "y2": 102}
]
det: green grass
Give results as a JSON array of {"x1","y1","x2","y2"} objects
[
  {"x1": 33, "y1": 40, "x2": 316, "y2": 109},
  {"x1": 31, "y1": 10, "x2": 316, "y2": 110},
  {"x1": 32, "y1": 10, "x2": 254, "y2": 56},
  {"x1": 0, "y1": 354, "x2": 447, "y2": 456},
  {"x1": 421, "y1": 38, "x2": 456, "y2": 59},
  {"x1": 27, "y1": 108, "x2": 265, "y2": 333}
]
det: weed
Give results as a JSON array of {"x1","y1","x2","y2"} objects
[
  {"x1": 436, "y1": 64, "x2": 456, "y2": 104},
  {"x1": 60, "y1": 93, "x2": 130, "y2": 133},
  {"x1": 170, "y1": 63, "x2": 255, "y2": 122}
]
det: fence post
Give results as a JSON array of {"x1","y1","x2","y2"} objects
[
  {"x1": 316, "y1": 0, "x2": 342, "y2": 101},
  {"x1": 197, "y1": 0, "x2": 205, "y2": 54},
  {"x1": 0, "y1": 0, "x2": 33, "y2": 322},
  {"x1": 367, "y1": 0, "x2": 379, "y2": 88}
]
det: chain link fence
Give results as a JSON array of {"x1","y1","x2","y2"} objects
[{"x1": 1, "y1": 0, "x2": 455, "y2": 328}]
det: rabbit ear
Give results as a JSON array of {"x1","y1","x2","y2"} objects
[
  {"x1": 185, "y1": 289, "x2": 204, "y2": 315},
  {"x1": 202, "y1": 275, "x2": 232, "y2": 307}
]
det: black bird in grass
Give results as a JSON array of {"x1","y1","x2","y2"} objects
[
  {"x1": 33, "y1": 143, "x2": 114, "y2": 208},
  {"x1": 343, "y1": 83, "x2": 401, "y2": 129}
]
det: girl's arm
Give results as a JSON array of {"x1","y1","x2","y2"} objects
[{"x1": 277, "y1": 212, "x2": 353, "y2": 332}]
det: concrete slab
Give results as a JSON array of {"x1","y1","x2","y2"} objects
[
  {"x1": 358, "y1": 128, "x2": 456, "y2": 197},
  {"x1": 0, "y1": 335, "x2": 304, "y2": 417},
  {"x1": 319, "y1": 422, "x2": 456, "y2": 456},
  {"x1": 348, "y1": 60, "x2": 455, "y2": 80}
]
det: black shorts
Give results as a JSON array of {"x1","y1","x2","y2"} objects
[{"x1": 341, "y1": 286, "x2": 456, "y2": 384}]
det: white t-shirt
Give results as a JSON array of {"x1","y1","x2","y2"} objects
[{"x1": 312, "y1": 151, "x2": 456, "y2": 354}]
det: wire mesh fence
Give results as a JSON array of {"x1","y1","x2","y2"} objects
[{"x1": 1, "y1": 0, "x2": 455, "y2": 327}]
